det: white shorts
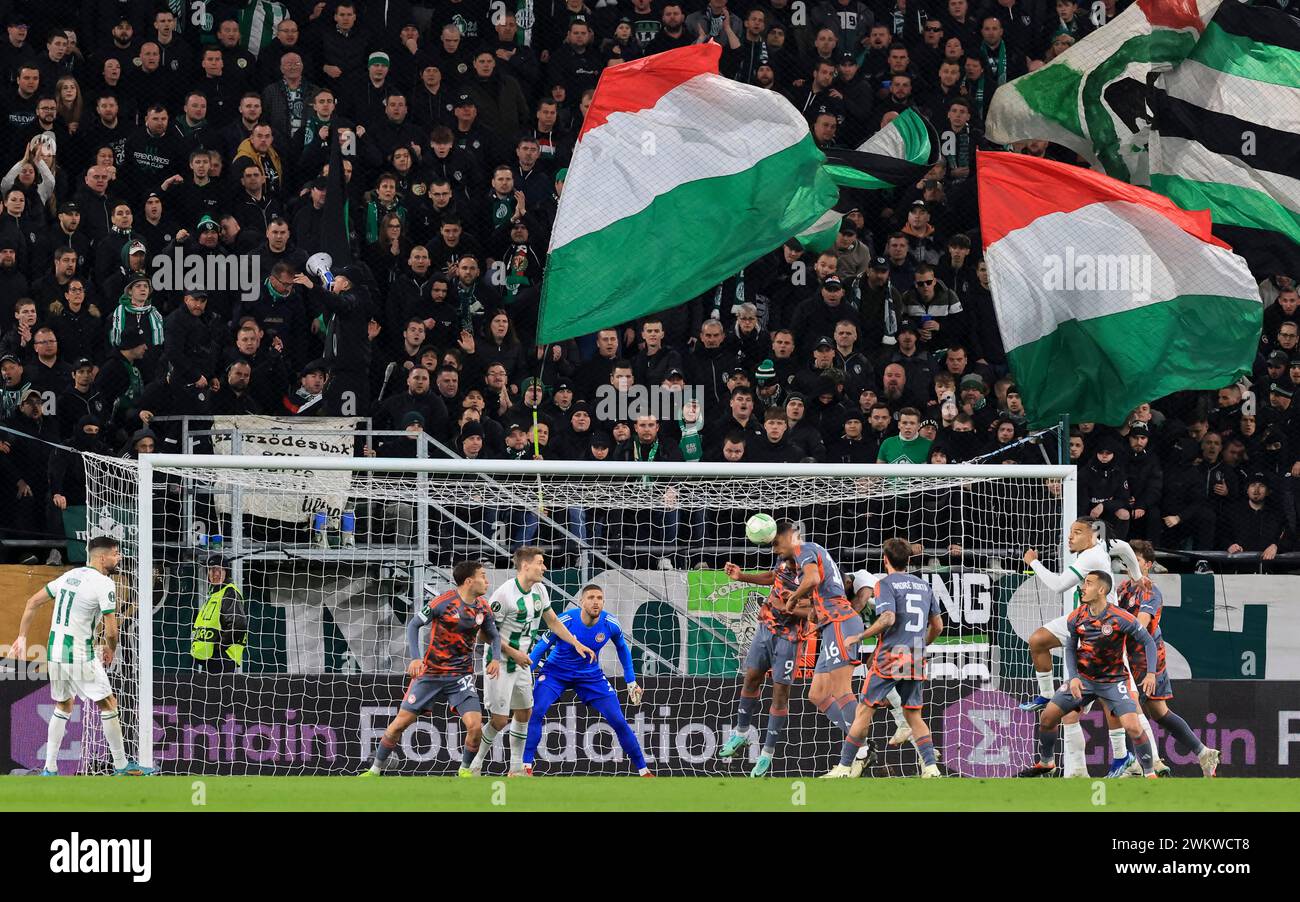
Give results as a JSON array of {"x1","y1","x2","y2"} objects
[
  {"x1": 1044, "y1": 614, "x2": 1070, "y2": 645},
  {"x1": 48, "y1": 659, "x2": 113, "y2": 703},
  {"x1": 483, "y1": 666, "x2": 535, "y2": 716}
]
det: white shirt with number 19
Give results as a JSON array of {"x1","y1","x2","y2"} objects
[{"x1": 45, "y1": 567, "x2": 117, "y2": 664}]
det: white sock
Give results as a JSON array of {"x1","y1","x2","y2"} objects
[
  {"x1": 1138, "y1": 713, "x2": 1162, "y2": 766},
  {"x1": 472, "y1": 723, "x2": 500, "y2": 768},
  {"x1": 45, "y1": 711, "x2": 70, "y2": 772},
  {"x1": 1062, "y1": 722, "x2": 1087, "y2": 777},
  {"x1": 886, "y1": 689, "x2": 907, "y2": 728},
  {"x1": 100, "y1": 709, "x2": 128, "y2": 770},
  {"x1": 1109, "y1": 728, "x2": 1127, "y2": 759},
  {"x1": 638, "y1": 767, "x2": 650, "y2": 775},
  {"x1": 1035, "y1": 671, "x2": 1055, "y2": 697},
  {"x1": 509, "y1": 724, "x2": 528, "y2": 771}
]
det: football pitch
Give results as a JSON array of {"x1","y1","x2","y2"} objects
[{"x1": 5, "y1": 776, "x2": 1300, "y2": 812}]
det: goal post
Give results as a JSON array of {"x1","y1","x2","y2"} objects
[{"x1": 84, "y1": 453, "x2": 1077, "y2": 777}]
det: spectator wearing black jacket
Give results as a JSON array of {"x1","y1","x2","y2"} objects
[
  {"x1": 163, "y1": 292, "x2": 223, "y2": 385},
  {"x1": 374, "y1": 366, "x2": 450, "y2": 442},
  {"x1": 1, "y1": 386, "x2": 60, "y2": 539},
  {"x1": 1224, "y1": 475, "x2": 1289, "y2": 567},
  {"x1": 1124, "y1": 422, "x2": 1163, "y2": 542},
  {"x1": 56, "y1": 358, "x2": 107, "y2": 440},
  {"x1": 299, "y1": 268, "x2": 373, "y2": 417},
  {"x1": 210, "y1": 359, "x2": 260, "y2": 415},
  {"x1": 747, "y1": 407, "x2": 806, "y2": 463},
  {"x1": 50, "y1": 416, "x2": 108, "y2": 517},
  {"x1": 47, "y1": 280, "x2": 104, "y2": 372},
  {"x1": 1159, "y1": 436, "x2": 1217, "y2": 550},
  {"x1": 1078, "y1": 434, "x2": 1131, "y2": 539}
]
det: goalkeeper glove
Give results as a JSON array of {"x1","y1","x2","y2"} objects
[{"x1": 628, "y1": 682, "x2": 643, "y2": 706}]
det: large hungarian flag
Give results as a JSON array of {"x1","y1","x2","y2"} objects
[
  {"x1": 537, "y1": 43, "x2": 838, "y2": 344},
  {"x1": 978, "y1": 151, "x2": 1261, "y2": 427},
  {"x1": 985, "y1": 0, "x2": 1221, "y2": 184}
]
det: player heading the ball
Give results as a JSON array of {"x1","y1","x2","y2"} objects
[
  {"x1": 769, "y1": 520, "x2": 864, "y2": 745},
  {"x1": 361, "y1": 560, "x2": 502, "y2": 777}
]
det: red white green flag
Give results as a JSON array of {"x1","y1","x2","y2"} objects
[{"x1": 978, "y1": 150, "x2": 1261, "y2": 427}]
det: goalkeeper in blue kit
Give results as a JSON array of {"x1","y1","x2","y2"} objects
[{"x1": 522, "y1": 584, "x2": 652, "y2": 776}]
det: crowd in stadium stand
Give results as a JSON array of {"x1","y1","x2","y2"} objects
[{"x1": 0, "y1": 0, "x2": 1293, "y2": 565}]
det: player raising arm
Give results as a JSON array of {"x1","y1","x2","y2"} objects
[
  {"x1": 361, "y1": 560, "x2": 502, "y2": 777},
  {"x1": 1118, "y1": 541, "x2": 1219, "y2": 777},
  {"x1": 824, "y1": 539, "x2": 943, "y2": 778},
  {"x1": 522, "y1": 584, "x2": 651, "y2": 776},
  {"x1": 771, "y1": 520, "x2": 864, "y2": 742},
  {"x1": 716, "y1": 556, "x2": 811, "y2": 777},
  {"x1": 469, "y1": 547, "x2": 595, "y2": 776},
  {"x1": 1019, "y1": 519, "x2": 1165, "y2": 777},
  {"x1": 8, "y1": 536, "x2": 149, "y2": 775},
  {"x1": 1019, "y1": 570, "x2": 1159, "y2": 777}
]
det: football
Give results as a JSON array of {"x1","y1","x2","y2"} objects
[{"x1": 745, "y1": 513, "x2": 778, "y2": 545}]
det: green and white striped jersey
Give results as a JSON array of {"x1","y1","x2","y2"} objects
[
  {"x1": 486, "y1": 578, "x2": 550, "y2": 673},
  {"x1": 45, "y1": 568, "x2": 116, "y2": 664}
]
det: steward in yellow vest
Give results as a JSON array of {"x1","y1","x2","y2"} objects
[{"x1": 191, "y1": 558, "x2": 248, "y2": 673}]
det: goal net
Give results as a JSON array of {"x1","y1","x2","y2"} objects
[{"x1": 81, "y1": 453, "x2": 1075, "y2": 778}]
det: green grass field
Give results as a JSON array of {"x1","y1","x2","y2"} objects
[{"x1": 5, "y1": 776, "x2": 1299, "y2": 812}]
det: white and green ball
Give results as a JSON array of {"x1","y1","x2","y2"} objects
[{"x1": 745, "y1": 513, "x2": 778, "y2": 545}]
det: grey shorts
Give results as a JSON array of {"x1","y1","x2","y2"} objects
[
  {"x1": 400, "y1": 674, "x2": 482, "y2": 715},
  {"x1": 1140, "y1": 669, "x2": 1174, "y2": 702},
  {"x1": 814, "y1": 615, "x2": 863, "y2": 673},
  {"x1": 1050, "y1": 678, "x2": 1138, "y2": 718},
  {"x1": 743, "y1": 629, "x2": 799, "y2": 685},
  {"x1": 861, "y1": 672, "x2": 923, "y2": 709}
]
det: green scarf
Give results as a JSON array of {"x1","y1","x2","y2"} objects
[{"x1": 980, "y1": 40, "x2": 1007, "y2": 86}]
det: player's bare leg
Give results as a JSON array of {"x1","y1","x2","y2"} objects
[
  {"x1": 1018, "y1": 627, "x2": 1060, "y2": 711},
  {"x1": 1142, "y1": 698, "x2": 1219, "y2": 776},
  {"x1": 458, "y1": 710, "x2": 484, "y2": 776},
  {"x1": 471, "y1": 712, "x2": 512, "y2": 775},
  {"x1": 751, "y1": 681, "x2": 792, "y2": 777},
  {"x1": 363, "y1": 708, "x2": 418, "y2": 775},
  {"x1": 720, "y1": 668, "x2": 765, "y2": 758},
  {"x1": 41, "y1": 697, "x2": 75, "y2": 775},
  {"x1": 902, "y1": 709, "x2": 941, "y2": 777}
]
